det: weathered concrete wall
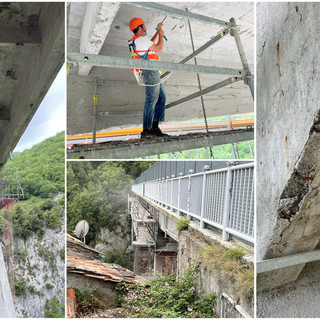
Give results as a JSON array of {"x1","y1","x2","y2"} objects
[
  {"x1": 256, "y1": 2, "x2": 320, "y2": 315},
  {"x1": 67, "y1": 273, "x2": 117, "y2": 308},
  {"x1": 257, "y1": 2, "x2": 320, "y2": 262},
  {"x1": 177, "y1": 224, "x2": 254, "y2": 317}
]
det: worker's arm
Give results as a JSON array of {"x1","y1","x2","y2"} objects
[
  {"x1": 150, "y1": 23, "x2": 163, "y2": 44},
  {"x1": 149, "y1": 28, "x2": 164, "y2": 52}
]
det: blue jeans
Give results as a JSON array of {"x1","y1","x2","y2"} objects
[{"x1": 142, "y1": 70, "x2": 166, "y2": 130}]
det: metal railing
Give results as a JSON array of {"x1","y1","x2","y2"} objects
[{"x1": 132, "y1": 163, "x2": 254, "y2": 243}]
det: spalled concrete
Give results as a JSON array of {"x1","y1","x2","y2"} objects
[
  {"x1": 67, "y1": 2, "x2": 253, "y2": 136},
  {"x1": 256, "y1": 2, "x2": 320, "y2": 313}
]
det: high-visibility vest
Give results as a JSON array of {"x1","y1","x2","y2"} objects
[{"x1": 129, "y1": 35, "x2": 159, "y2": 61}]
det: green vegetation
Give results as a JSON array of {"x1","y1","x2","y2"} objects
[
  {"x1": 176, "y1": 218, "x2": 190, "y2": 231},
  {"x1": 104, "y1": 251, "x2": 126, "y2": 266},
  {"x1": 202, "y1": 244, "x2": 253, "y2": 302},
  {"x1": 67, "y1": 161, "x2": 154, "y2": 244},
  {"x1": 0, "y1": 132, "x2": 65, "y2": 239},
  {"x1": 75, "y1": 287, "x2": 104, "y2": 317},
  {"x1": 44, "y1": 296, "x2": 65, "y2": 318},
  {"x1": 15, "y1": 248, "x2": 28, "y2": 263},
  {"x1": 59, "y1": 248, "x2": 65, "y2": 260},
  {"x1": 121, "y1": 264, "x2": 217, "y2": 318},
  {"x1": 14, "y1": 279, "x2": 43, "y2": 297},
  {"x1": 46, "y1": 283, "x2": 54, "y2": 290}
]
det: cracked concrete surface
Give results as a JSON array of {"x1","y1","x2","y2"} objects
[{"x1": 256, "y1": 2, "x2": 320, "y2": 310}]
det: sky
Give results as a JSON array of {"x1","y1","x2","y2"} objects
[{"x1": 13, "y1": 65, "x2": 66, "y2": 153}]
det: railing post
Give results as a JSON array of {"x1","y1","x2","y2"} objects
[
  {"x1": 171, "y1": 175, "x2": 175, "y2": 211},
  {"x1": 178, "y1": 172, "x2": 183, "y2": 216},
  {"x1": 187, "y1": 169, "x2": 194, "y2": 220},
  {"x1": 166, "y1": 176, "x2": 170, "y2": 209},
  {"x1": 222, "y1": 165, "x2": 233, "y2": 241},
  {"x1": 200, "y1": 165, "x2": 210, "y2": 229}
]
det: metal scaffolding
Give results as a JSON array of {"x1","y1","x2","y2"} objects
[{"x1": 67, "y1": 3, "x2": 254, "y2": 150}]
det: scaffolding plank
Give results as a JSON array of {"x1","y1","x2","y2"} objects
[{"x1": 67, "y1": 128, "x2": 254, "y2": 159}]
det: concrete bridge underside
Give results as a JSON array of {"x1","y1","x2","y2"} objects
[{"x1": 0, "y1": 2, "x2": 64, "y2": 170}]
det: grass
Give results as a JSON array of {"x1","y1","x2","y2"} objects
[
  {"x1": 176, "y1": 218, "x2": 190, "y2": 231},
  {"x1": 202, "y1": 244, "x2": 253, "y2": 301}
]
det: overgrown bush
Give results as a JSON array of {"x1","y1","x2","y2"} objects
[
  {"x1": 104, "y1": 251, "x2": 125, "y2": 266},
  {"x1": 75, "y1": 287, "x2": 104, "y2": 317},
  {"x1": 14, "y1": 279, "x2": 28, "y2": 296},
  {"x1": 176, "y1": 218, "x2": 190, "y2": 231},
  {"x1": 121, "y1": 264, "x2": 218, "y2": 318},
  {"x1": 44, "y1": 296, "x2": 65, "y2": 318}
]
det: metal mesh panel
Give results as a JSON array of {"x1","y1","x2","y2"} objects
[
  {"x1": 229, "y1": 167, "x2": 254, "y2": 237},
  {"x1": 189, "y1": 175, "x2": 203, "y2": 218},
  {"x1": 179, "y1": 177, "x2": 189, "y2": 212},
  {"x1": 204, "y1": 171, "x2": 226, "y2": 226},
  {"x1": 172, "y1": 179, "x2": 179, "y2": 208}
]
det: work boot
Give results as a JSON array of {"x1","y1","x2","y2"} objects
[
  {"x1": 140, "y1": 129, "x2": 153, "y2": 139},
  {"x1": 149, "y1": 127, "x2": 169, "y2": 137}
]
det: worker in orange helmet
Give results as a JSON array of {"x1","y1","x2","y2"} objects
[{"x1": 129, "y1": 17, "x2": 168, "y2": 138}]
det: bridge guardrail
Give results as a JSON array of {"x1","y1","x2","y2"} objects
[{"x1": 132, "y1": 163, "x2": 254, "y2": 244}]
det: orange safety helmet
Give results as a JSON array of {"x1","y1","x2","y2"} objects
[{"x1": 129, "y1": 17, "x2": 145, "y2": 31}]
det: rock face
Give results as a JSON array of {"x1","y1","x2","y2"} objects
[
  {"x1": 13, "y1": 227, "x2": 65, "y2": 318},
  {"x1": 95, "y1": 214, "x2": 131, "y2": 255}
]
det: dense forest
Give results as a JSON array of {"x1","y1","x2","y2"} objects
[
  {"x1": 0, "y1": 132, "x2": 65, "y2": 238},
  {"x1": 67, "y1": 161, "x2": 154, "y2": 244}
]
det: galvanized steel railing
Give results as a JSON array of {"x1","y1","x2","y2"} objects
[{"x1": 132, "y1": 163, "x2": 254, "y2": 243}]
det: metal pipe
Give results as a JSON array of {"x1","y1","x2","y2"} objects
[
  {"x1": 125, "y1": 2, "x2": 231, "y2": 27},
  {"x1": 161, "y1": 28, "x2": 230, "y2": 79},
  {"x1": 222, "y1": 166, "x2": 232, "y2": 240},
  {"x1": 229, "y1": 18, "x2": 254, "y2": 99},
  {"x1": 67, "y1": 53, "x2": 246, "y2": 76},
  {"x1": 92, "y1": 77, "x2": 98, "y2": 144},
  {"x1": 257, "y1": 250, "x2": 320, "y2": 274},
  {"x1": 165, "y1": 77, "x2": 242, "y2": 109},
  {"x1": 220, "y1": 292, "x2": 252, "y2": 318}
]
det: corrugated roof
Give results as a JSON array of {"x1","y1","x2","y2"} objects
[{"x1": 67, "y1": 244, "x2": 148, "y2": 285}]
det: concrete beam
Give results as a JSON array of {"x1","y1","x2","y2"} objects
[
  {"x1": 68, "y1": 53, "x2": 247, "y2": 76},
  {"x1": 67, "y1": 128, "x2": 253, "y2": 159},
  {"x1": 0, "y1": 3, "x2": 64, "y2": 168},
  {"x1": 125, "y1": 2, "x2": 232, "y2": 27},
  {"x1": 78, "y1": 2, "x2": 120, "y2": 76},
  {"x1": 0, "y1": 26, "x2": 41, "y2": 47}
]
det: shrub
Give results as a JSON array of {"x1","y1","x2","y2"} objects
[
  {"x1": 14, "y1": 279, "x2": 28, "y2": 296},
  {"x1": 59, "y1": 248, "x2": 65, "y2": 260},
  {"x1": 46, "y1": 283, "x2": 54, "y2": 290},
  {"x1": 176, "y1": 218, "x2": 190, "y2": 231},
  {"x1": 123, "y1": 264, "x2": 218, "y2": 318},
  {"x1": 75, "y1": 287, "x2": 104, "y2": 317},
  {"x1": 104, "y1": 251, "x2": 125, "y2": 266},
  {"x1": 44, "y1": 296, "x2": 65, "y2": 318},
  {"x1": 15, "y1": 248, "x2": 28, "y2": 262}
]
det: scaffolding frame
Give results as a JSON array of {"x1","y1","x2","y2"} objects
[{"x1": 67, "y1": 2, "x2": 254, "y2": 148}]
